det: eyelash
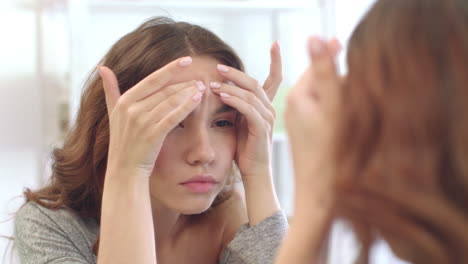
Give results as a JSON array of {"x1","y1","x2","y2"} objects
[
  {"x1": 214, "y1": 120, "x2": 235, "y2": 128},
  {"x1": 176, "y1": 120, "x2": 235, "y2": 129}
]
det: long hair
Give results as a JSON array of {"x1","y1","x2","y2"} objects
[
  {"x1": 23, "y1": 16, "x2": 244, "y2": 254},
  {"x1": 332, "y1": 0, "x2": 468, "y2": 263}
]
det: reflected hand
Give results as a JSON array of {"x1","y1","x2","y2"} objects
[{"x1": 285, "y1": 36, "x2": 341, "y2": 192}]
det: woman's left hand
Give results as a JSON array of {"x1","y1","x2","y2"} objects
[{"x1": 210, "y1": 42, "x2": 282, "y2": 183}]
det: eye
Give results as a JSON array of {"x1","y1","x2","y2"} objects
[{"x1": 215, "y1": 120, "x2": 235, "y2": 128}]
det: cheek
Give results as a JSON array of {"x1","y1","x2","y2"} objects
[
  {"x1": 214, "y1": 132, "x2": 237, "y2": 160},
  {"x1": 154, "y1": 135, "x2": 179, "y2": 169}
]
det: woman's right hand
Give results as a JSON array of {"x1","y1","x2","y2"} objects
[
  {"x1": 285, "y1": 37, "x2": 341, "y2": 194},
  {"x1": 274, "y1": 36, "x2": 342, "y2": 264},
  {"x1": 98, "y1": 57, "x2": 204, "y2": 179}
]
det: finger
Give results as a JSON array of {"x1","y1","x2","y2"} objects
[
  {"x1": 146, "y1": 86, "x2": 202, "y2": 124},
  {"x1": 262, "y1": 41, "x2": 283, "y2": 100},
  {"x1": 218, "y1": 92, "x2": 272, "y2": 136},
  {"x1": 327, "y1": 38, "x2": 342, "y2": 58},
  {"x1": 215, "y1": 65, "x2": 272, "y2": 111},
  {"x1": 98, "y1": 65, "x2": 121, "y2": 116},
  {"x1": 209, "y1": 80, "x2": 274, "y2": 114},
  {"x1": 210, "y1": 83, "x2": 274, "y2": 124},
  {"x1": 307, "y1": 36, "x2": 341, "y2": 107},
  {"x1": 152, "y1": 90, "x2": 203, "y2": 136},
  {"x1": 308, "y1": 36, "x2": 339, "y2": 82},
  {"x1": 134, "y1": 80, "x2": 202, "y2": 113},
  {"x1": 291, "y1": 66, "x2": 317, "y2": 101},
  {"x1": 123, "y1": 56, "x2": 193, "y2": 103}
]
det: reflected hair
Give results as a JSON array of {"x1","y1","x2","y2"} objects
[{"x1": 330, "y1": 0, "x2": 468, "y2": 263}]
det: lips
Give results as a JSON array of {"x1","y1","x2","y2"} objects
[{"x1": 180, "y1": 175, "x2": 218, "y2": 193}]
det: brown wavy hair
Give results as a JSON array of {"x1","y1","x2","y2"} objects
[
  {"x1": 23, "y1": 16, "x2": 243, "y2": 254},
  {"x1": 331, "y1": 0, "x2": 468, "y2": 263}
]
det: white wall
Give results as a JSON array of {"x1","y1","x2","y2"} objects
[{"x1": 0, "y1": 1, "x2": 42, "y2": 262}]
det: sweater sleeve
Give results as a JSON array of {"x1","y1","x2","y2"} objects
[
  {"x1": 14, "y1": 202, "x2": 96, "y2": 264},
  {"x1": 219, "y1": 211, "x2": 288, "y2": 264}
]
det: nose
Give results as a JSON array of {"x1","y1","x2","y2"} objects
[{"x1": 186, "y1": 129, "x2": 216, "y2": 166}]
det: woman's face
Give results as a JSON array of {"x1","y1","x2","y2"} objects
[{"x1": 149, "y1": 56, "x2": 237, "y2": 215}]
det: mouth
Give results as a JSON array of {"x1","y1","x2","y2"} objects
[{"x1": 180, "y1": 175, "x2": 218, "y2": 193}]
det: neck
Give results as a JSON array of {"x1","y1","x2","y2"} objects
[{"x1": 150, "y1": 197, "x2": 187, "y2": 246}]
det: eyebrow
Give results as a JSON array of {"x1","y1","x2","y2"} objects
[{"x1": 215, "y1": 104, "x2": 238, "y2": 114}]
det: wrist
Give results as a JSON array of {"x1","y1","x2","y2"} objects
[
  {"x1": 106, "y1": 161, "x2": 153, "y2": 179},
  {"x1": 104, "y1": 166, "x2": 151, "y2": 187},
  {"x1": 292, "y1": 186, "x2": 334, "y2": 236},
  {"x1": 241, "y1": 167, "x2": 273, "y2": 186},
  {"x1": 242, "y1": 171, "x2": 281, "y2": 226}
]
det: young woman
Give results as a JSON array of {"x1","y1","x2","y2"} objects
[
  {"x1": 276, "y1": 0, "x2": 468, "y2": 263},
  {"x1": 14, "y1": 17, "x2": 287, "y2": 264}
]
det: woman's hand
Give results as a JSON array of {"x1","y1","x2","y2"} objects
[
  {"x1": 210, "y1": 42, "x2": 282, "y2": 181},
  {"x1": 210, "y1": 42, "x2": 282, "y2": 226},
  {"x1": 274, "y1": 36, "x2": 341, "y2": 264},
  {"x1": 99, "y1": 57, "x2": 204, "y2": 179},
  {"x1": 285, "y1": 37, "x2": 341, "y2": 192},
  {"x1": 98, "y1": 58, "x2": 203, "y2": 264}
]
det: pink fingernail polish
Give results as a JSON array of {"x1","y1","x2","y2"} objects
[
  {"x1": 309, "y1": 37, "x2": 323, "y2": 56},
  {"x1": 210, "y1": 82, "x2": 221, "y2": 89},
  {"x1": 217, "y1": 64, "x2": 229, "y2": 73},
  {"x1": 196, "y1": 81, "x2": 206, "y2": 91},
  {"x1": 193, "y1": 92, "x2": 202, "y2": 101},
  {"x1": 275, "y1": 40, "x2": 281, "y2": 51},
  {"x1": 220, "y1": 92, "x2": 231, "y2": 98},
  {"x1": 97, "y1": 65, "x2": 103, "y2": 76},
  {"x1": 180, "y1": 56, "x2": 192, "y2": 67}
]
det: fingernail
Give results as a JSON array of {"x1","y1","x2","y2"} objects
[
  {"x1": 196, "y1": 81, "x2": 206, "y2": 91},
  {"x1": 220, "y1": 92, "x2": 231, "y2": 98},
  {"x1": 179, "y1": 56, "x2": 192, "y2": 67},
  {"x1": 309, "y1": 37, "x2": 323, "y2": 56},
  {"x1": 193, "y1": 92, "x2": 202, "y2": 101},
  {"x1": 97, "y1": 65, "x2": 103, "y2": 76},
  {"x1": 217, "y1": 64, "x2": 229, "y2": 73},
  {"x1": 330, "y1": 38, "x2": 342, "y2": 55},
  {"x1": 210, "y1": 81, "x2": 221, "y2": 89}
]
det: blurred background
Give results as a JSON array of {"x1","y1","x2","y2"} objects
[{"x1": 1, "y1": 0, "x2": 399, "y2": 263}]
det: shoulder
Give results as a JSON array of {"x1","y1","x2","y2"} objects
[
  {"x1": 15, "y1": 202, "x2": 69, "y2": 235},
  {"x1": 15, "y1": 202, "x2": 99, "y2": 264},
  {"x1": 16, "y1": 201, "x2": 98, "y2": 238},
  {"x1": 16, "y1": 201, "x2": 75, "y2": 225}
]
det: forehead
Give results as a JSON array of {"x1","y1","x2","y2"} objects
[
  {"x1": 169, "y1": 55, "x2": 231, "y2": 113},
  {"x1": 168, "y1": 55, "x2": 224, "y2": 85}
]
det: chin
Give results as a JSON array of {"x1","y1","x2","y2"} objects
[{"x1": 176, "y1": 195, "x2": 217, "y2": 215}]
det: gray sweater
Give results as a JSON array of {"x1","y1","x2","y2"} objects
[{"x1": 14, "y1": 202, "x2": 287, "y2": 264}]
